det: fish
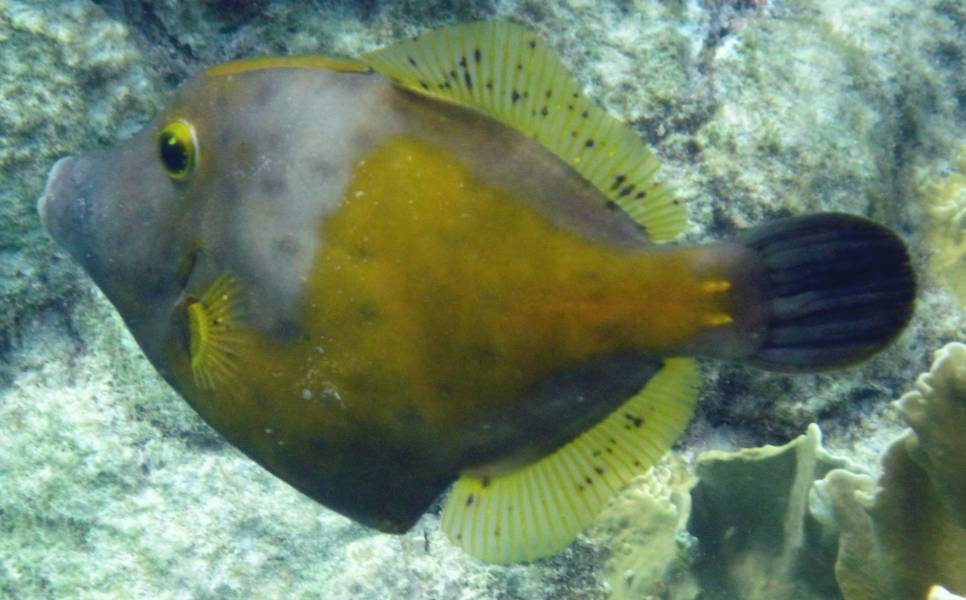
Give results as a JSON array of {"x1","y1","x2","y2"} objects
[{"x1": 36, "y1": 21, "x2": 915, "y2": 563}]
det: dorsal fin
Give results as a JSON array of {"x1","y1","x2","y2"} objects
[
  {"x1": 439, "y1": 358, "x2": 700, "y2": 563},
  {"x1": 362, "y1": 21, "x2": 686, "y2": 242}
]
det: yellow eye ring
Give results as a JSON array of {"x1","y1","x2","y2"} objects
[{"x1": 158, "y1": 119, "x2": 198, "y2": 180}]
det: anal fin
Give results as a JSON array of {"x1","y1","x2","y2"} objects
[{"x1": 440, "y1": 358, "x2": 700, "y2": 563}]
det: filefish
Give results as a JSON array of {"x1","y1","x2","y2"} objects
[{"x1": 37, "y1": 22, "x2": 915, "y2": 563}]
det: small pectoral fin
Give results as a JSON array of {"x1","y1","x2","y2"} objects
[
  {"x1": 186, "y1": 273, "x2": 247, "y2": 395},
  {"x1": 440, "y1": 357, "x2": 700, "y2": 563}
]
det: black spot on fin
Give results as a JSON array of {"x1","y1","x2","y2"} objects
[
  {"x1": 360, "y1": 21, "x2": 686, "y2": 242},
  {"x1": 440, "y1": 358, "x2": 700, "y2": 563}
]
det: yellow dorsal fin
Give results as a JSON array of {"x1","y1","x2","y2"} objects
[
  {"x1": 440, "y1": 358, "x2": 700, "y2": 563},
  {"x1": 362, "y1": 21, "x2": 685, "y2": 242},
  {"x1": 187, "y1": 273, "x2": 246, "y2": 394},
  {"x1": 206, "y1": 55, "x2": 370, "y2": 77}
]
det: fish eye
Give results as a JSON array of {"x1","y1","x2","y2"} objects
[{"x1": 158, "y1": 120, "x2": 198, "y2": 180}]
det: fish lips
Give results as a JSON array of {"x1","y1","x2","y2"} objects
[{"x1": 38, "y1": 154, "x2": 99, "y2": 267}]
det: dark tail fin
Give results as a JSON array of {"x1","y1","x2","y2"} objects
[{"x1": 740, "y1": 213, "x2": 916, "y2": 372}]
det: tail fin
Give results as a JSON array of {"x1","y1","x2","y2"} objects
[{"x1": 740, "y1": 213, "x2": 916, "y2": 372}]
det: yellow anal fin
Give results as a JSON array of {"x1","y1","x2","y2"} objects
[
  {"x1": 440, "y1": 358, "x2": 700, "y2": 563},
  {"x1": 187, "y1": 273, "x2": 247, "y2": 395},
  {"x1": 362, "y1": 21, "x2": 685, "y2": 242}
]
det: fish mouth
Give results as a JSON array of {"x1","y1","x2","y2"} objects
[
  {"x1": 36, "y1": 154, "x2": 99, "y2": 264},
  {"x1": 37, "y1": 156, "x2": 74, "y2": 235}
]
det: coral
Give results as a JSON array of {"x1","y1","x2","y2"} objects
[
  {"x1": 813, "y1": 343, "x2": 966, "y2": 600},
  {"x1": 586, "y1": 456, "x2": 699, "y2": 600},
  {"x1": 814, "y1": 446, "x2": 966, "y2": 600},
  {"x1": 685, "y1": 345, "x2": 966, "y2": 600},
  {"x1": 920, "y1": 145, "x2": 966, "y2": 306},
  {"x1": 897, "y1": 342, "x2": 966, "y2": 526},
  {"x1": 683, "y1": 342, "x2": 966, "y2": 600},
  {"x1": 687, "y1": 424, "x2": 849, "y2": 600}
]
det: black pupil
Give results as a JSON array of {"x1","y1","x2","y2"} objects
[{"x1": 160, "y1": 132, "x2": 189, "y2": 173}]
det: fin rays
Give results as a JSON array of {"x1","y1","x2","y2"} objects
[
  {"x1": 363, "y1": 21, "x2": 686, "y2": 242},
  {"x1": 440, "y1": 358, "x2": 700, "y2": 563},
  {"x1": 187, "y1": 273, "x2": 246, "y2": 397}
]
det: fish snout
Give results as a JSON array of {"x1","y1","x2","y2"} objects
[
  {"x1": 37, "y1": 155, "x2": 97, "y2": 261},
  {"x1": 37, "y1": 156, "x2": 73, "y2": 229}
]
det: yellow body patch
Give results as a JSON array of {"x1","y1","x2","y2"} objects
[{"x1": 305, "y1": 135, "x2": 726, "y2": 426}]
